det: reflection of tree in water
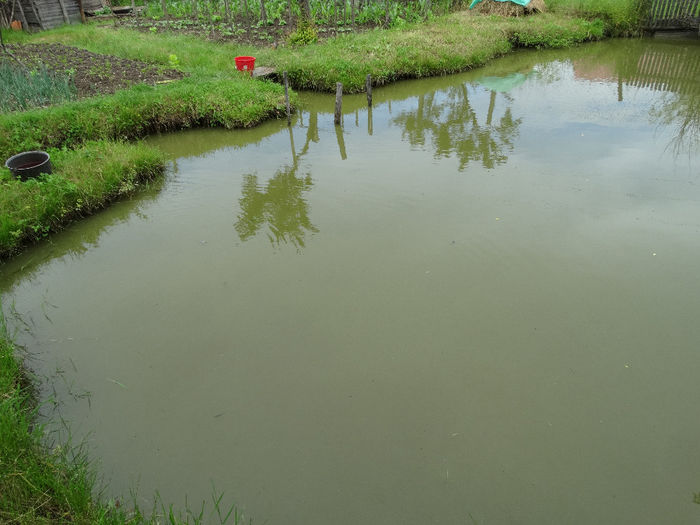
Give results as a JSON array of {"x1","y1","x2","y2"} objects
[
  {"x1": 235, "y1": 168, "x2": 318, "y2": 249},
  {"x1": 650, "y1": 90, "x2": 700, "y2": 155},
  {"x1": 393, "y1": 84, "x2": 522, "y2": 170},
  {"x1": 234, "y1": 122, "x2": 319, "y2": 249},
  {"x1": 574, "y1": 40, "x2": 700, "y2": 155}
]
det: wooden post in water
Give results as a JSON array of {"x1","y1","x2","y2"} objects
[
  {"x1": 366, "y1": 74, "x2": 372, "y2": 108},
  {"x1": 334, "y1": 82, "x2": 343, "y2": 125},
  {"x1": 284, "y1": 71, "x2": 291, "y2": 126}
]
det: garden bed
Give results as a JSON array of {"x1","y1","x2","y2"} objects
[
  {"x1": 113, "y1": 15, "x2": 373, "y2": 46},
  {"x1": 1, "y1": 42, "x2": 185, "y2": 98}
]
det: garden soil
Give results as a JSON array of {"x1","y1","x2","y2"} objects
[{"x1": 1, "y1": 43, "x2": 185, "y2": 98}]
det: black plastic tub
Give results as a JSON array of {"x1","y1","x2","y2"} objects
[{"x1": 5, "y1": 151, "x2": 52, "y2": 181}]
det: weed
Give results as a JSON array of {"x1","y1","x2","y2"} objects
[{"x1": 287, "y1": 19, "x2": 318, "y2": 45}]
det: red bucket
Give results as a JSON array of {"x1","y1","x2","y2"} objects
[{"x1": 235, "y1": 56, "x2": 256, "y2": 75}]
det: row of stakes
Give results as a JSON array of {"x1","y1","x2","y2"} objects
[{"x1": 282, "y1": 71, "x2": 373, "y2": 126}]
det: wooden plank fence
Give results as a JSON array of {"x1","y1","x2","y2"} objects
[
  {"x1": 646, "y1": 0, "x2": 700, "y2": 30},
  {"x1": 14, "y1": 0, "x2": 102, "y2": 30}
]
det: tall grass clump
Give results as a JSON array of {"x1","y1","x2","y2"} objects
[
  {"x1": 547, "y1": 0, "x2": 648, "y2": 35},
  {"x1": 0, "y1": 63, "x2": 77, "y2": 113}
]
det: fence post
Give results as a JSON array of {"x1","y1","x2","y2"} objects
[{"x1": 366, "y1": 74, "x2": 372, "y2": 107}]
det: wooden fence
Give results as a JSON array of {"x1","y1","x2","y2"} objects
[
  {"x1": 3, "y1": 0, "x2": 103, "y2": 30},
  {"x1": 646, "y1": 0, "x2": 700, "y2": 30}
]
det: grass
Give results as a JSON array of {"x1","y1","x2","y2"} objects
[
  {"x1": 0, "y1": 77, "x2": 290, "y2": 159},
  {"x1": 547, "y1": 0, "x2": 648, "y2": 35},
  {"x1": 256, "y1": 11, "x2": 605, "y2": 92}
]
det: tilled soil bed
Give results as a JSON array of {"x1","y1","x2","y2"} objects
[{"x1": 1, "y1": 43, "x2": 185, "y2": 98}]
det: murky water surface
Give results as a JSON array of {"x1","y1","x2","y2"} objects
[{"x1": 2, "y1": 38, "x2": 700, "y2": 524}]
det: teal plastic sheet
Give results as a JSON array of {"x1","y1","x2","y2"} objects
[
  {"x1": 469, "y1": 0, "x2": 531, "y2": 8},
  {"x1": 476, "y1": 72, "x2": 530, "y2": 92}
]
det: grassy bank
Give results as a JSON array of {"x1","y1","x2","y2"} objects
[
  {"x1": 0, "y1": 141, "x2": 164, "y2": 257},
  {"x1": 0, "y1": 27, "x2": 291, "y2": 257},
  {"x1": 15, "y1": 11, "x2": 607, "y2": 95},
  {"x1": 0, "y1": 78, "x2": 290, "y2": 158},
  {"x1": 259, "y1": 11, "x2": 605, "y2": 92}
]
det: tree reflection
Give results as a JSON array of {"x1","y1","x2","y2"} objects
[
  {"x1": 573, "y1": 39, "x2": 700, "y2": 155},
  {"x1": 650, "y1": 89, "x2": 700, "y2": 155},
  {"x1": 392, "y1": 83, "x2": 522, "y2": 170},
  {"x1": 234, "y1": 124, "x2": 319, "y2": 249}
]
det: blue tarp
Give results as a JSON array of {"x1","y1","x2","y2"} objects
[{"x1": 469, "y1": 0, "x2": 531, "y2": 8}]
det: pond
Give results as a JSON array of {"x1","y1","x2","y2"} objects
[{"x1": 2, "y1": 36, "x2": 699, "y2": 524}]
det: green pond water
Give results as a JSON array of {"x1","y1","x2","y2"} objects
[{"x1": 2, "y1": 37, "x2": 700, "y2": 524}]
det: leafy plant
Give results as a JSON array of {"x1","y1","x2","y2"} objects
[{"x1": 287, "y1": 19, "x2": 318, "y2": 46}]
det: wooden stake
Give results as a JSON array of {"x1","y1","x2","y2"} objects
[
  {"x1": 56, "y1": 0, "x2": 70, "y2": 23},
  {"x1": 14, "y1": 0, "x2": 29, "y2": 32},
  {"x1": 28, "y1": 0, "x2": 45, "y2": 31},
  {"x1": 78, "y1": 0, "x2": 87, "y2": 23},
  {"x1": 366, "y1": 74, "x2": 372, "y2": 107},
  {"x1": 284, "y1": 71, "x2": 291, "y2": 126},
  {"x1": 334, "y1": 82, "x2": 343, "y2": 126}
]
